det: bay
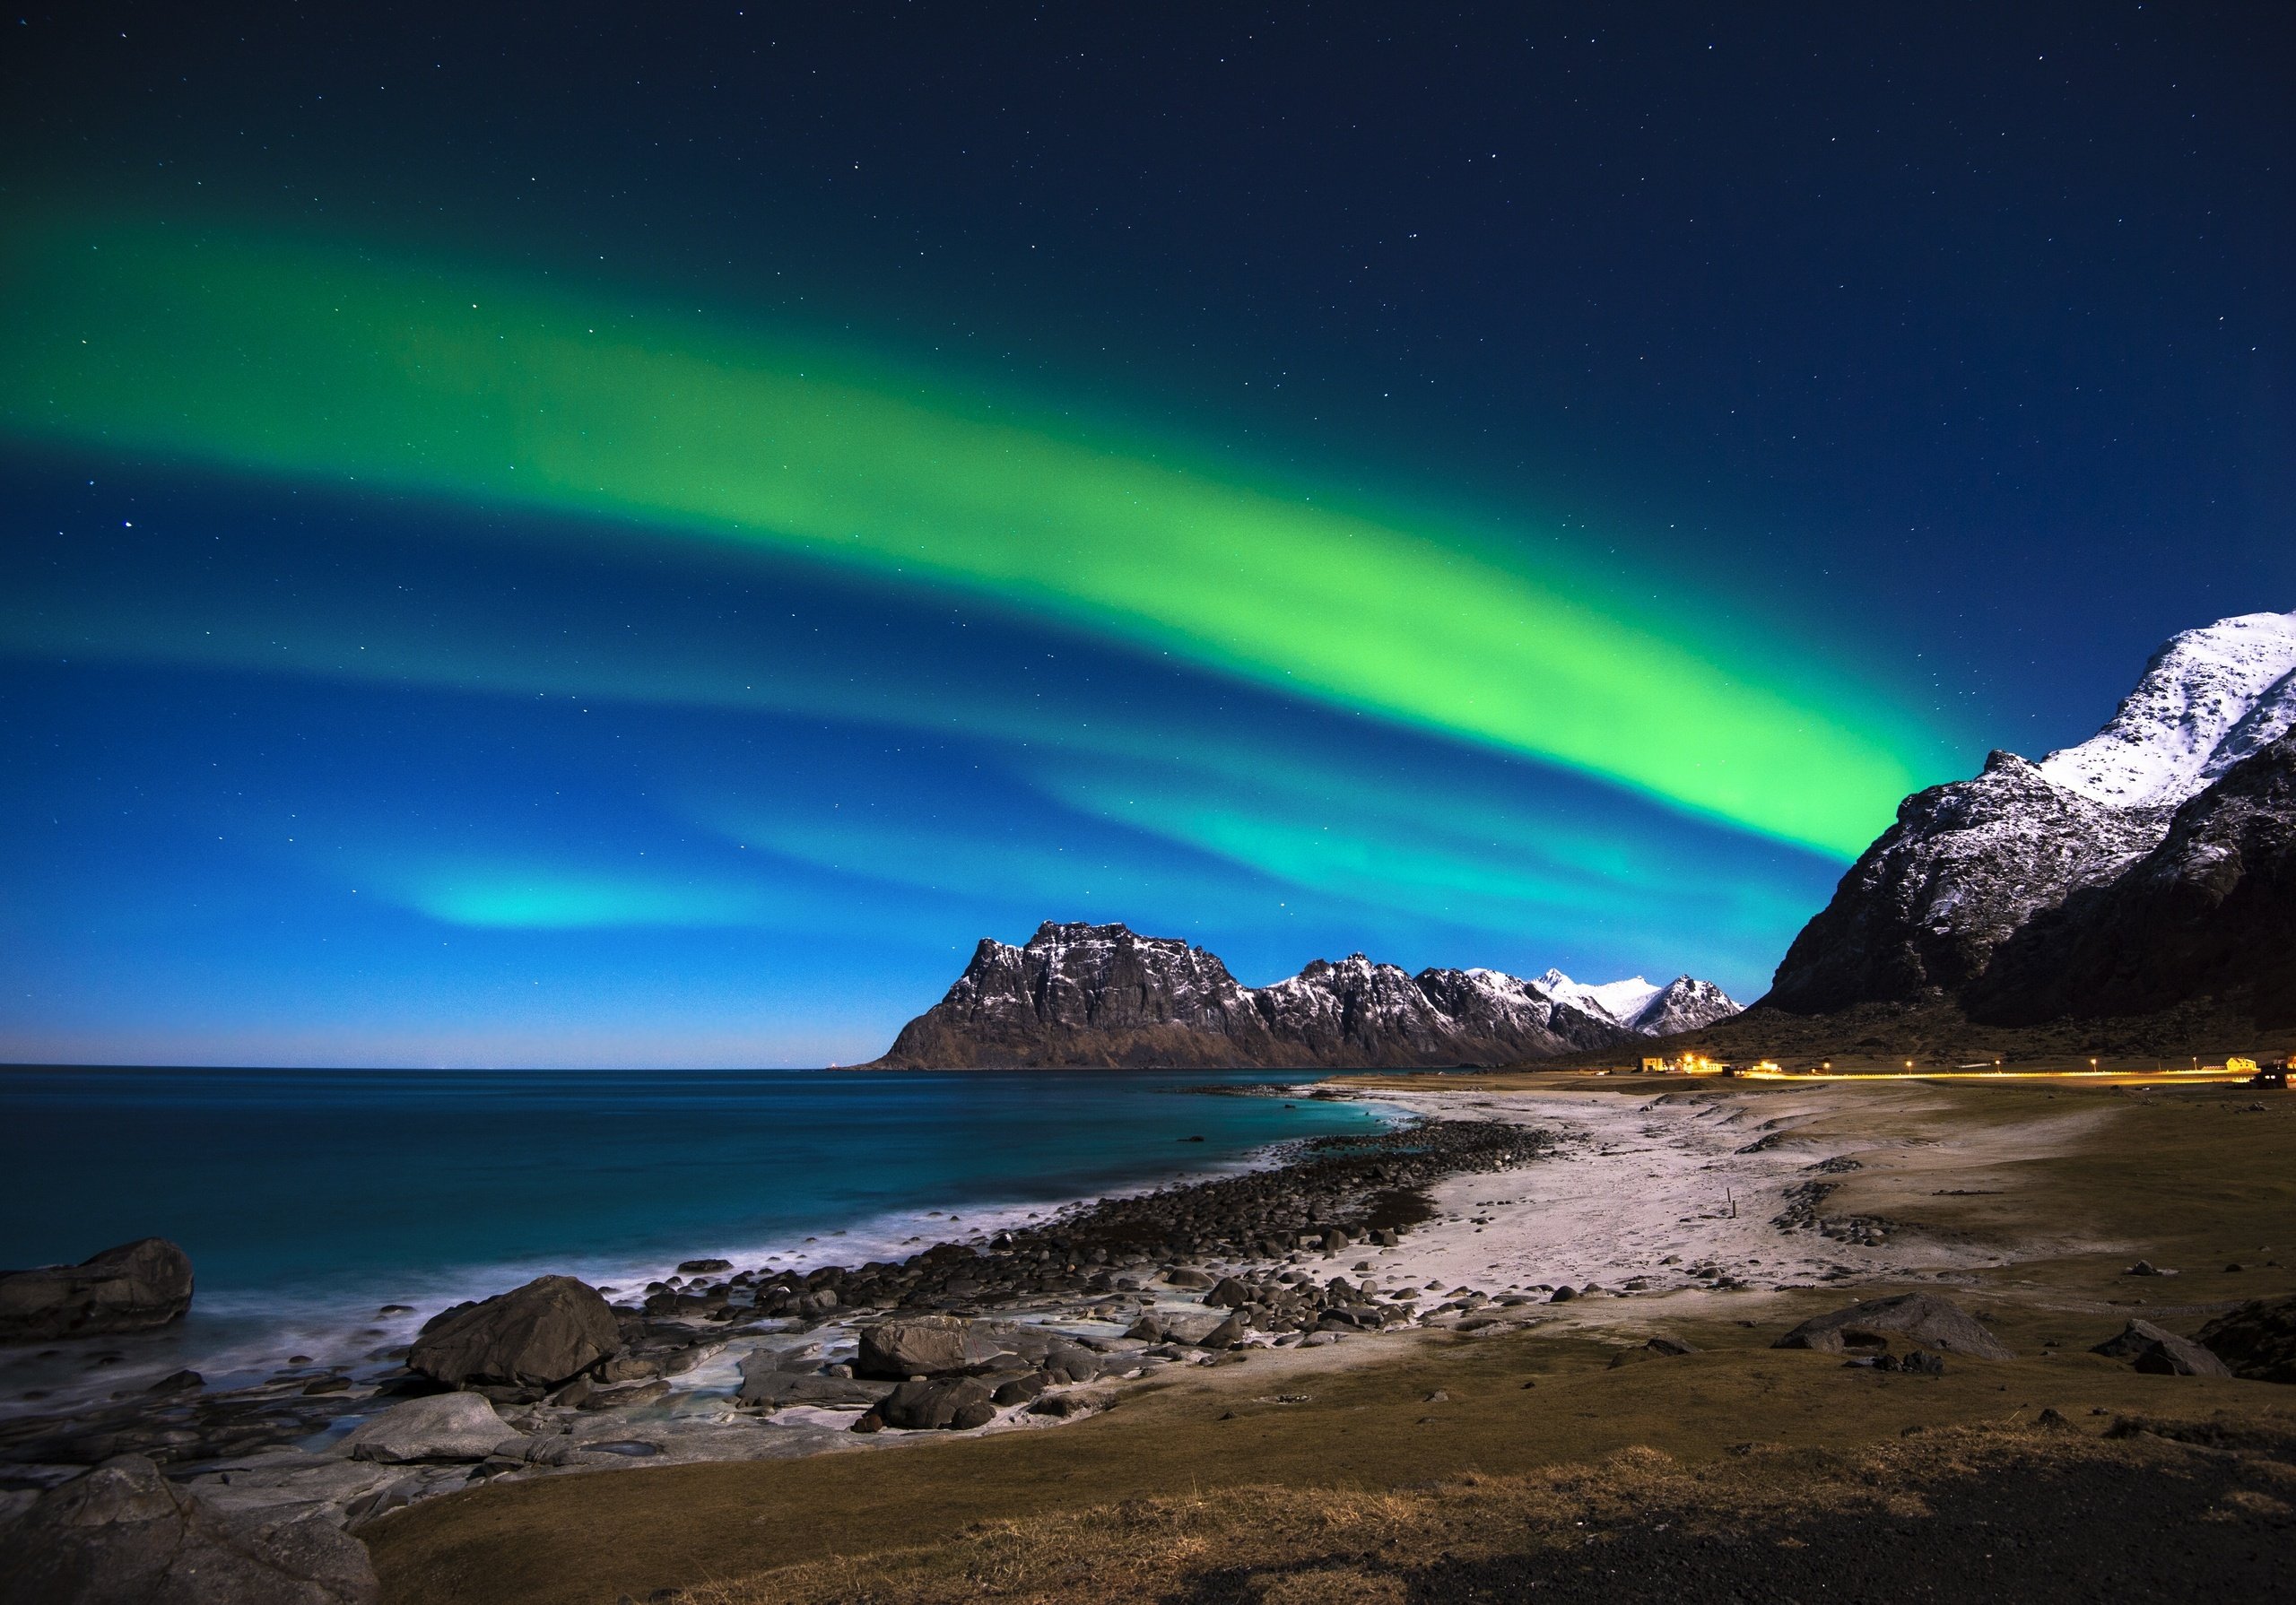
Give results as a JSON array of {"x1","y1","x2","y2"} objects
[{"x1": 0, "y1": 1066, "x2": 1385, "y2": 1407}]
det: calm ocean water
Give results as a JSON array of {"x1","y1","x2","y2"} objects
[{"x1": 0, "y1": 1066, "x2": 1389, "y2": 1408}]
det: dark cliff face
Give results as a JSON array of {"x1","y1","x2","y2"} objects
[
  {"x1": 870, "y1": 922, "x2": 1725, "y2": 1069},
  {"x1": 876, "y1": 923, "x2": 1275, "y2": 1069},
  {"x1": 1759, "y1": 609, "x2": 2296, "y2": 1033},
  {"x1": 1765, "y1": 751, "x2": 2165, "y2": 1014},
  {"x1": 1969, "y1": 735, "x2": 2296, "y2": 1028}
]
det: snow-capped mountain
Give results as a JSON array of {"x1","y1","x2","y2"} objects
[
  {"x1": 1972, "y1": 732, "x2": 2295, "y2": 1026},
  {"x1": 1767, "y1": 608, "x2": 2296, "y2": 1026},
  {"x1": 873, "y1": 922, "x2": 1741, "y2": 1068},
  {"x1": 2037, "y1": 611, "x2": 2296, "y2": 807},
  {"x1": 1536, "y1": 970, "x2": 1741, "y2": 1035}
]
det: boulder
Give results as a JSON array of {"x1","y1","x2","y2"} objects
[
  {"x1": 1773, "y1": 1293, "x2": 2013, "y2": 1360},
  {"x1": 1028, "y1": 1386, "x2": 1117, "y2": 1419},
  {"x1": 0, "y1": 1453, "x2": 378, "y2": 1604},
  {"x1": 1199, "y1": 1314, "x2": 1248, "y2": 1349},
  {"x1": 2195, "y1": 1296, "x2": 2296, "y2": 1384},
  {"x1": 407, "y1": 1275, "x2": 621, "y2": 1389},
  {"x1": 0, "y1": 1239, "x2": 195, "y2": 1342},
  {"x1": 1132, "y1": 1308, "x2": 1230, "y2": 1346},
  {"x1": 735, "y1": 1351, "x2": 895, "y2": 1409},
  {"x1": 2092, "y1": 1319, "x2": 2233, "y2": 1378},
  {"x1": 992, "y1": 1373, "x2": 1048, "y2": 1406},
  {"x1": 1205, "y1": 1277, "x2": 1252, "y2": 1307},
  {"x1": 854, "y1": 1315, "x2": 1020, "y2": 1379},
  {"x1": 1163, "y1": 1268, "x2": 1217, "y2": 1289},
  {"x1": 1038, "y1": 1339, "x2": 1101, "y2": 1382},
  {"x1": 336, "y1": 1392, "x2": 516, "y2": 1463},
  {"x1": 877, "y1": 1376, "x2": 996, "y2": 1430}
]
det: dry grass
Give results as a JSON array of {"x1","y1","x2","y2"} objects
[{"x1": 672, "y1": 1423, "x2": 2296, "y2": 1605}]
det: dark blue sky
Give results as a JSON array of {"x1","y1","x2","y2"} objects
[{"x1": 2, "y1": 4, "x2": 2289, "y2": 1064}]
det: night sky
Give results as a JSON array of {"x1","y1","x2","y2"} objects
[{"x1": 3, "y1": 4, "x2": 2289, "y2": 1066}]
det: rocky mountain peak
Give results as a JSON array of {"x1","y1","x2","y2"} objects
[
  {"x1": 1764, "y1": 608, "x2": 2296, "y2": 1028},
  {"x1": 875, "y1": 929, "x2": 1740, "y2": 1068}
]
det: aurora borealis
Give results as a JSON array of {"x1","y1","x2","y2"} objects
[
  {"x1": 2, "y1": 6, "x2": 2288, "y2": 1066},
  {"x1": 7, "y1": 220, "x2": 1932, "y2": 855}
]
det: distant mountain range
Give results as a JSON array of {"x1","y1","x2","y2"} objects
[
  {"x1": 1735, "y1": 608, "x2": 2296, "y2": 1046},
  {"x1": 870, "y1": 923, "x2": 1740, "y2": 1069},
  {"x1": 874, "y1": 609, "x2": 2294, "y2": 1068}
]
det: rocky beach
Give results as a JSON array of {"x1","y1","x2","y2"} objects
[
  {"x1": 7, "y1": 1071, "x2": 2296, "y2": 1602},
  {"x1": 0, "y1": 1098, "x2": 1544, "y2": 1526}
]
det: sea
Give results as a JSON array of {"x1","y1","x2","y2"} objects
[{"x1": 0, "y1": 1066, "x2": 1394, "y2": 1414}]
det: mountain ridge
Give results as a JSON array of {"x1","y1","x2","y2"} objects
[
  {"x1": 1687, "y1": 607, "x2": 2296, "y2": 1051},
  {"x1": 870, "y1": 922, "x2": 1741, "y2": 1069}
]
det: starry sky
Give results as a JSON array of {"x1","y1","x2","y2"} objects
[{"x1": 2, "y1": 4, "x2": 2289, "y2": 1067}]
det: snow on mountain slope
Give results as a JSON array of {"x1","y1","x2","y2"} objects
[
  {"x1": 1537, "y1": 969, "x2": 1663, "y2": 1028},
  {"x1": 1536, "y1": 970, "x2": 1742, "y2": 1035},
  {"x1": 2038, "y1": 610, "x2": 2296, "y2": 809},
  {"x1": 1629, "y1": 976, "x2": 1744, "y2": 1035}
]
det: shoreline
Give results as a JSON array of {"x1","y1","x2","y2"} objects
[
  {"x1": 0, "y1": 1075, "x2": 1403, "y2": 1426},
  {"x1": 0, "y1": 1086, "x2": 1504, "y2": 1522},
  {"x1": 2, "y1": 1071, "x2": 2226, "y2": 1544}
]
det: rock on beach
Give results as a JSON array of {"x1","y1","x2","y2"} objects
[
  {"x1": 0, "y1": 1238, "x2": 195, "y2": 1343},
  {"x1": 2092, "y1": 1319, "x2": 2232, "y2": 1377},
  {"x1": 735, "y1": 1350, "x2": 895, "y2": 1410},
  {"x1": 336, "y1": 1393, "x2": 518, "y2": 1463},
  {"x1": 1773, "y1": 1293, "x2": 2013, "y2": 1360},
  {"x1": 407, "y1": 1275, "x2": 622, "y2": 1390},
  {"x1": 0, "y1": 1453, "x2": 378, "y2": 1605},
  {"x1": 855, "y1": 1314, "x2": 1022, "y2": 1379},
  {"x1": 2195, "y1": 1296, "x2": 2296, "y2": 1384},
  {"x1": 876, "y1": 1377, "x2": 996, "y2": 1431}
]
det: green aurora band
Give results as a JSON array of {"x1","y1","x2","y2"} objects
[{"x1": 2, "y1": 219, "x2": 1944, "y2": 855}]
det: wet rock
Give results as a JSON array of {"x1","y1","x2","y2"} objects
[
  {"x1": 408, "y1": 1275, "x2": 622, "y2": 1390},
  {"x1": 1644, "y1": 1336, "x2": 1699, "y2": 1356},
  {"x1": 0, "y1": 1239, "x2": 196, "y2": 1343},
  {"x1": 0, "y1": 1453, "x2": 378, "y2": 1604},
  {"x1": 2092, "y1": 1319, "x2": 2233, "y2": 1377},
  {"x1": 1774, "y1": 1293, "x2": 2013, "y2": 1360},
  {"x1": 336, "y1": 1392, "x2": 515, "y2": 1463},
  {"x1": 1205, "y1": 1276, "x2": 1252, "y2": 1308},
  {"x1": 675, "y1": 1259, "x2": 732, "y2": 1275},
  {"x1": 1164, "y1": 1268, "x2": 1217, "y2": 1289},
  {"x1": 2195, "y1": 1296, "x2": 2296, "y2": 1384},
  {"x1": 877, "y1": 1376, "x2": 995, "y2": 1430},
  {"x1": 145, "y1": 1369, "x2": 204, "y2": 1395}
]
